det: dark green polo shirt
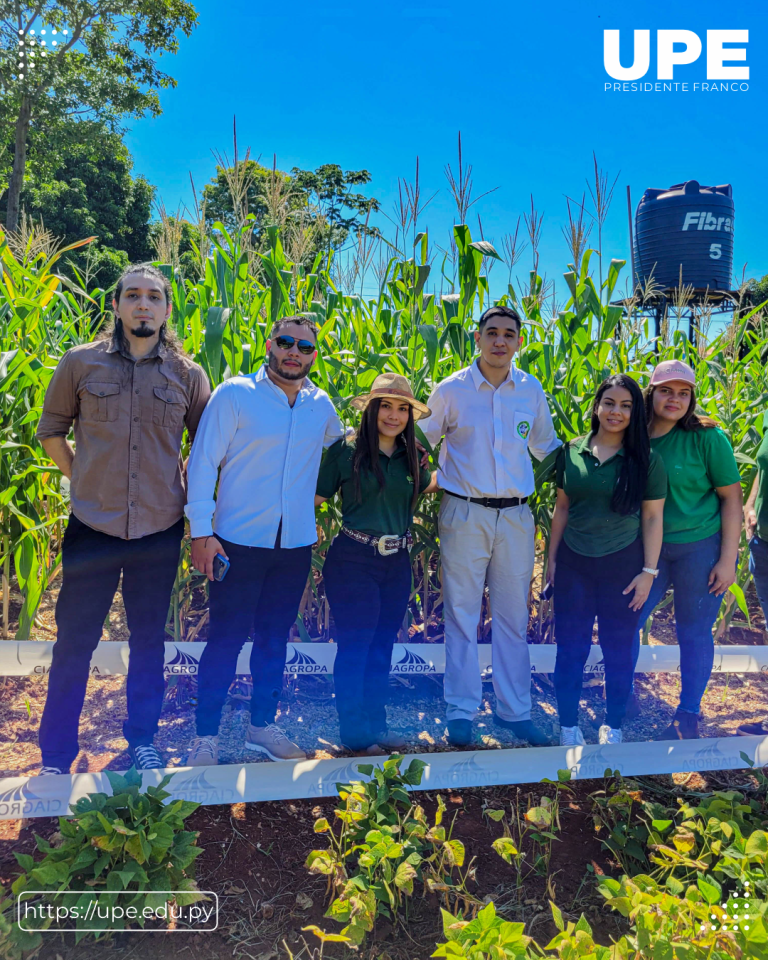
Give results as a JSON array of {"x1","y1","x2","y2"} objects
[
  {"x1": 316, "y1": 437, "x2": 432, "y2": 536},
  {"x1": 556, "y1": 436, "x2": 667, "y2": 557},
  {"x1": 651, "y1": 425, "x2": 741, "y2": 543},
  {"x1": 756, "y1": 430, "x2": 768, "y2": 542}
]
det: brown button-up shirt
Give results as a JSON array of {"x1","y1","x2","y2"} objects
[{"x1": 36, "y1": 336, "x2": 211, "y2": 540}]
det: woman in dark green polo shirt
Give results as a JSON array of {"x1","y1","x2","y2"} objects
[
  {"x1": 547, "y1": 374, "x2": 666, "y2": 747},
  {"x1": 632, "y1": 359, "x2": 742, "y2": 740},
  {"x1": 315, "y1": 373, "x2": 436, "y2": 756},
  {"x1": 737, "y1": 429, "x2": 768, "y2": 735}
]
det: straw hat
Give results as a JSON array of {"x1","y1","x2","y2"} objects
[{"x1": 351, "y1": 372, "x2": 431, "y2": 421}]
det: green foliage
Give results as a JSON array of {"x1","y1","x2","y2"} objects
[
  {"x1": 0, "y1": 882, "x2": 47, "y2": 960},
  {"x1": 19, "y1": 120, "x2": 155, "y2": 285},
  {"x1": 11, "y1": 767, "x2": 203, "y2": 940},
  {"x1": 599, "y1": 873, "x2": 768, "y2": 959},
  {"x1": 201, "y1": 159, "x2": 379, "y2": 271},
  {"x1": 306, "y1": 755, "x2": 477, "y2": 944},
  {"x1": 0, "y1": 0, "x2": 198, "y2": 229},
  {"x1": 488, "y1": 771, "x2": 573, "y2": 884},
  {"x1": 432, "y1": 901, "x2": 531, "y2": 958},
  {"x1": 5, "y1": 210, "x2": 768, "y2": 647}
]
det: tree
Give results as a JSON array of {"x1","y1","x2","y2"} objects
[
  {"x1": 19, "y1": 119, "x2": 154, "y2": 286},
  {"x1": 291, "y1": 163, "x2": 380, "y2": 245},
  {"x1": 0, "y1": 0, "x2": 197, "y2": 231},
  {"x1": 202, "y1": 158, "x2": 380, "y2": 267}
]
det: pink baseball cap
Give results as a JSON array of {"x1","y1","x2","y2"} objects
[{"x1": 649, "y1": 359, "x2": 696, "y2": 386}]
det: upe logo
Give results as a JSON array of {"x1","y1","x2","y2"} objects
[
  {"x1": 604, "y1": 30, "x2": 750, "y2": 93},
  {"x1": 0, "y1": 781, "x2": 62, "y2": 818},
  {"x1": 165, "y1": 646, "x2": 200, "y2": 676},
  {"x1": 391, "y1": 649, "x2": 437, "y2": 674},
  {"x1": 285, "y1": 646, "x2": 327, "y2": 674},
  {"x1": 516, "y1": 420, "x2": 531, "y2": 440}
]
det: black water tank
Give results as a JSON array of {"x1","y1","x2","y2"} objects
[{"x1": 633, "y1": 181, "x2": 734, "y2": 291}]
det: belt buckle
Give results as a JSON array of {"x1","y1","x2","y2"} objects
[{"x1": 377, "y1": 535, "x2": 400, "y2": 556}]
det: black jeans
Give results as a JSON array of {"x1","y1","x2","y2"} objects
[
  {"x1": 553, "y1": 538, "x2": 643, "y2": 729},
  {"x1": 322, "y1": 534, "x2": 412, "y2": 750},
  {"x1": 39, "y1": 514, "x2": 184, "y2": 769},
  {"x1": 195, "y1": 536, "x2": 312, "y2": 735}
]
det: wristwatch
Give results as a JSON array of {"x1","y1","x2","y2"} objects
[{"x1": 642, "y1": 566, "x2": 659, "y2": 577}]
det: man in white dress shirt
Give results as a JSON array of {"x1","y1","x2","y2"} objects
[
  {"x1": 184, "y1": 317, "x2": 344, "y2": 764},
  {"x1": 421, "y1": 305, "x2": 561, "y2": 747}
]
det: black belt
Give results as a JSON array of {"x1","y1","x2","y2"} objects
[
  {"x1": 444, "y1": 490, "x2": 528, "y2": 509},
  {"x1": 341, "y1": 527, "x2": 413, "y2": 555}
]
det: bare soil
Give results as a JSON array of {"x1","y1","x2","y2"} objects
[
  {"x1": 3, "y1": 770, "x2": 757, "y2": 960},
  {"x1": 2, "y1": 568, "x2": 768, "y2": 958}
]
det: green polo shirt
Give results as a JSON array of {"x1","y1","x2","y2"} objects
[
  {"x1": 316, "y1": 437, "x2": 432, "y2": 537},
  {"x1": 650, "y1": 425, "x2": 741, "y2": 544},
  {"x1": 755, "y1": 430, "x2": 768, "y2": 542},
  {"x1": 556, "y1": 436, "x2": 667, "y2": 558}
]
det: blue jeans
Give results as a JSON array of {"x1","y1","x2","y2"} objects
[
  {"x1": 749, "y1": 535, "x2": 768, "y2": 625},
  {"x1": 632, "y1": 532, "x2": 723, "y2": 716}
]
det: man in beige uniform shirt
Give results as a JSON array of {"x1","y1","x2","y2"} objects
[
  {"x1": 35, "y1": 263, "x2": 210, "y2": 775},
  {"x1": 421, "y1": 305, "x2": 561, "y2": 747}
]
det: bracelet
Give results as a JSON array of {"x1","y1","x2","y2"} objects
[
  {"x1": 642, "y1": 566, "x2": 659, "y2": 577},
  {"x1": 191, "y1": 535, "x2": 214, "y2": 545}
]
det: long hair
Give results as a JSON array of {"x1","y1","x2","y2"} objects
[
  {"x1": 590, "y1": 374, "x2": 650, "y2": 516},
  {"x1": 643, "y1": 383, "x2": 717, "y2": 431},
  {"x1": 100, "y1": 262, "x2": 185, "y2": 358},
  {"x1": 352, "y1": 398, "x2": 421, "y2": 514}
]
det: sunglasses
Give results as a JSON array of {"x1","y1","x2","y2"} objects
[{"x1": 273, "y1": 335, "x2": 315, "y2": 355}]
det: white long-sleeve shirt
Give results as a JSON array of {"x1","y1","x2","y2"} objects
[
  {"x1": 185, "y1": 366, "x2": 344, "y2": 548},
  {"x1": 420, "y1": 359, "x2": 561, "y2": 499}
]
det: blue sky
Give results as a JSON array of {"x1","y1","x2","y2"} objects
[{"x1": 126, "y1": 0, "x2": 766, "y2": 306}]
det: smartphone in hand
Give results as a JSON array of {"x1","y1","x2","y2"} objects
[
  {"x1": 540, "y1": 581, "x2": 554, "y2": 601},
  {"x1": 212, "y1": 553, "x2": 230, "y2": 582}
]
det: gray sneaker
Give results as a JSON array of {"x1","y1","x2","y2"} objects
[
  {"x1": 245, "y1": 723, "x2": 306, "y2": 761},
  {"x1": 186, "y1": 735, "x2": 219, "y2": 766}
]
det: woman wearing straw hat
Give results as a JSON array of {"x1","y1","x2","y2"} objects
[
  {"x1": 632, "y1": 359, "x2": 743, "y2": 740},
  {"x1": 315, "y1": 373, "x2": 437, "y2": 755}
]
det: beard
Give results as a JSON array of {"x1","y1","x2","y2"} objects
[
  {"x1": 130, "y1": 321, "x2": 157, "y2": 339},
  {"x1": 268, "y1": 351, "x2": 312, "y2": 381}
]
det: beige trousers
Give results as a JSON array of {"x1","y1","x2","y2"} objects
[{"x1": 438, "y1": 495, "x2": 535, "y2": 722}]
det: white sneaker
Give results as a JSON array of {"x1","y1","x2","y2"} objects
[
  {"x1": 559, "y1": 725, "x2": 585, "y2": 746},
  {"x1": 598, "y1": 725, "x2": 623, "y2": 744}
]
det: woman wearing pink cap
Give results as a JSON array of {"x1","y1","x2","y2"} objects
[{"x1": 633, "y1": 358, "x2": 743, "y2": 740}]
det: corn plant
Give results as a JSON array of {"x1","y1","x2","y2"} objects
[{"x1": 4, "y1": 208, "x2": 768, "y2": 645}]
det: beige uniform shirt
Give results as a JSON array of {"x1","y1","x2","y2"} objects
[{"x1": 36, "y1": 336, "x2": 211, "y2": 540}]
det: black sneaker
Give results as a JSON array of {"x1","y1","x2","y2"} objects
[
  {"x1": 447, "y1": 719, "x2": 473, "y2": 746},
  {"x1": 655, "y1": 712, "x2": 699, "y2": 741},
  {"x1": 623, "y1": 694, "x2": 641, "y2": 722},
  {"x1": 129, "y1": 744, "x2": 164, "y2": 770},
  {"x1": 494, "y1": 716, "x2": 554, "y2": 746},
  {"x1": 737, "y1": 721, "x2": 768, "y2": 737},
  {"x1": 38, "y1": 765, "x2": 64, "y2": 777}
]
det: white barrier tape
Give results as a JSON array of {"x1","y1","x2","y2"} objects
[
  {"x1": 2, "y1": 734, "x2": 766, "y2": 820},
  {"x1": 1, "y1": 640, "x2": 766, "y2": 678}
]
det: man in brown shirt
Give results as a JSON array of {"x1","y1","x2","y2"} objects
[{"x1": 36, "y1": 262, "x2": 210, "y2": 775}]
